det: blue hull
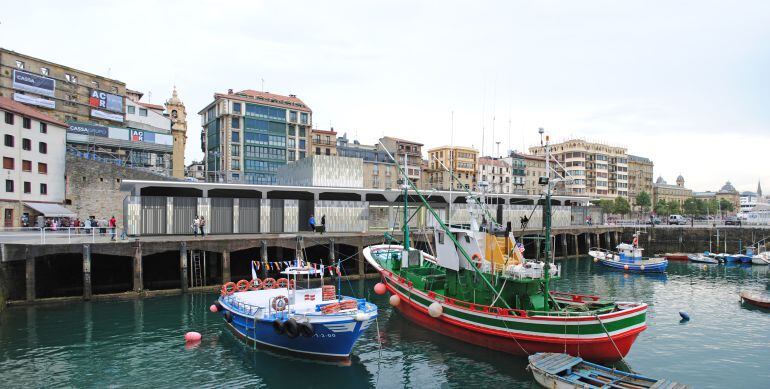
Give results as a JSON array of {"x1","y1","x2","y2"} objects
[
  {"x1": 598, "y1": 258, "x2": 668, "y2": 273},
  {"x1": 218, "y1": 297, "x2": 376, "y2": 360},
  {"x1": 725, "y1": 255, "x2": 739, "y2": 263}
]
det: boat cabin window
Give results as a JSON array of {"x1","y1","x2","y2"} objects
[
  {"x1": 465, "y1": 235, "x2": 471, "y2": 243},
  {"x1": 438, "y1": 231, "x2": 445, "y2": 244}
]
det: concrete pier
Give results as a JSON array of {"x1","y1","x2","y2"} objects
[
  {"x1": 180, "y1": 242, "x2": 188, "y2": 293},
  {"x1": 83, "y1": 244, "x2": 92, "y2": 300}
]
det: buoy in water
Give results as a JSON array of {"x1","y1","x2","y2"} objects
[
  {"x1": 389, "y1": 294, "x2": 401, "y2": 307},
  {"x1": 679, "y1": 311, "x2": 690, "y2": 321},
  {"x1": 374, "y1": 282, "x2": 387, "y2": 295},
  {"x1": 184, "y1": 331, "x2": 202, "y2": 342},
  {"x1": 624, "y1": 265, "x2": 629, "y2": 270},
  {"x1": 639, "y1": 265, "x2": 645, "y2": 271},
  {"x1": 209, "y1": 304, "x2": 218, "y2": 313},
  {"x1": 428, "y1": 302, "x2": 443, "y2": 318},
  {"x1": 702, "y1": 265, "x2": 708, "y2": 270},
  {"x1": 593, "y1": 258, "x2": 598, "y2": 263}
]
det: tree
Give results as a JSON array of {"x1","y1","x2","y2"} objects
[
  {"x1": 667, "y1": 200, "x2": 681, "y2": 215},
  {"x1": 635, "y1": 191, "x2": 651, "y2": 214},
  {"x1": 654, "y1": 200, "x2": 668, "y2": 216},
  {"x1": 719, "y1": 198, "x2": 734, "y2": 214},
  {"x1": 614, "y1": 196, "x2": 631, "y2": 216},
  {"x1": 696, "y1": 199, "x2": 708, "y2": 216},
  {"x1": 683, "y1": 198, "x2": 700, "y2": 218},
  {"x1": 599, "y1": 199, "x2": 615, "y2": 214},
  {"x1": 707, "y1": 198, "x2": 719, "y2": 216}
]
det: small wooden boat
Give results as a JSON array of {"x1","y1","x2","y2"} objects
[
  {"x1": 528, "y1": 352, "x2": 691, "y2": 389},
  {"x1": 740, "y1": 291, "x2": 770, "y2": 309},
  {"x1": 688, "y1": 253, "x2": 718, "y2": 264},
  {"x1": 662, "y1": 253, "x2": 690, "y2": 261}
]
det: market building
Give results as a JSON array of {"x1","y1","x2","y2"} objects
[{"x1": 653, "y1": 175, "x2": 692, "y2": 206}]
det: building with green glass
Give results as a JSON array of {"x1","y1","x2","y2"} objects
[{"x1": 198, "y1": 90, "x2": 312, "y2": 184}]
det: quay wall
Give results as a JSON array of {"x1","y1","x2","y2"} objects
[{"x1": 621, "y1": 226, "x2": 770, "y2": 254}]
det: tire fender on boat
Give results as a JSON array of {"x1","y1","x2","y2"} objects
[
  {"x1": 224, "y1": 310, "x2": 233, "y2": 323},
  {"x1": 284, "y1": 318, "x2": 299, "y2": 338},
  {"x1": 272, "y1": 319, "x2": 285, "y2": 334},
  {"x1": 298, "y1": 322, "x2": 314, "y2": 337}
]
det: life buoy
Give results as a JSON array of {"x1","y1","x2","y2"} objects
[
  {"x1": 284, "y1": 318, "x2": 299, "y2": 339},
  {"x1": 298, "y1": 322, "x2": 314, "y2": 337},
  {"x1": 322, "y1": 302, "x2": 340, "y2": 314},
  {"x1": 249, "y1": 278, "x2": 263, "y2": 291},
  {"x1": 262, "y1": 278, "x2": 276, "y2": 289},
  {"x1": 236, "y1": 279, "x2": 250, "y2": 292},
  {"x1": 471, "y1": 253, "x2": 483, "y2": 267},
  {"x1": 221, "y1": 282, "x2": 236, "y2": 296},
  {"x1": 272, "y1": 319, "x2": 285, "y2": 334},
  {"x1": 272, "y1": 295, "x2": 289, "y2": 312},
  {"x1": 276, "y1": 278, "x2": 289, "y2": 289}
]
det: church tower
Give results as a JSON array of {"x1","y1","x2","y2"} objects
[
  {"x1": 758, "y1": 180, "x2": 763, "y2": 198},
  {"x1": 165, "y1": 87, "x2": 187, "y2": 179}
]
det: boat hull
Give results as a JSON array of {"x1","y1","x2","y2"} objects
[
  {"x1": 751, "y1": 256, "x2": 770, "y2": 265},
  {"x1": 595, "y1": 258, "x2": 668, "y2": 273},
  {"x1": 663, "y1": 253, "x2": 690, "y2": 261},
  {"x1": 740, "y1": 291, "x2": 770, "y2": 309}
]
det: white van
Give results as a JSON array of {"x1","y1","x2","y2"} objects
[{"x1": 668, "y1": 214, "x2": 687, "y2": 225}]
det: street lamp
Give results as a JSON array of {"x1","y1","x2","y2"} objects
[{"x1": 208, "y1": 150, "x2": 221, "y2": 182}]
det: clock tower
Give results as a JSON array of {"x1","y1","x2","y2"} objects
[{"x1": 165, "y1": 87, "x2": 187, "y2": 179}]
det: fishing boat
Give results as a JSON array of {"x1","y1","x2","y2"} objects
[
  {"x1": 364, "y1": 130, "x2": 648, "y2": 362},
  {"x1": 528, "y1": 352, "x2": 691, "y2": 389},
  {"x1": 589, "y1": 236, "x2": 668, "y2": 273},
  {"x1": 751, "y1": 252, "x2": 770, "y2": 265},
  {"x1": 688, "y1": 253, "x2": 718, "y2": 264},
  {"x1": 739, "y1": 291, "x2": 770, "y2": 309},
  {"x1": 727, "y1": 254, "x2": 752, "y2": 263},
  {"x1": 662, "y1": 253, "x2": 690, "y2": 261},
  {"x1": 212, "y1": 264, "x2": 378, "y2": 360},
  {"x1": 723, "y1": 254, "x2": 740, "y2": 263},
  {"x1": 707, "y1": 252, "x2": 727, "y2": 263}
]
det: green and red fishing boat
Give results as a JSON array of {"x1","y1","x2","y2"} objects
[{"x1": 364, "y1": 131, "x2": 647, "y2": 362}]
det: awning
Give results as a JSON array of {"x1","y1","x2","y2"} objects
[{"x1": 23, "y1": 202, "x2": 77, "y2": 217}]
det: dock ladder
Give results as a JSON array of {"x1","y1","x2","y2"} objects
[{"x1": 190, "y1": 251, "x2": 205, "y2": 288}]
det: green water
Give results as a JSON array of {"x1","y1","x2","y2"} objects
[{"x1": 1, "y1": 258, "x2": 769, "y2": 388}]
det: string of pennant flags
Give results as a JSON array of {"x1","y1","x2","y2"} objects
[{"x1": 250, "y1": 259, "x2": 341, "y2": 277}]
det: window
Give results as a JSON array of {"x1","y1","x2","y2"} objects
[
  {"x1": 22, "y1": 160, "x2": 31, "y2": 171},
  {"x1": 231, "y1": 160, "x2": 240, "y2": 170},
  {"x1": 22, "y1": 138, "x2": 31, "y2": 150},
  {"x1": 233, "y1": 102, "x2": 241, "y2": 113},
  {"x1": 231, "y1": 145, "x2": 240, "y2": 157},
  {"x1": 289, "y1": 111, "x2": 298, "y2": 122},
  {"x1": 38, "y1": 162, "x2": 47, "y2": 174},
  {"x1": 4, "y1": 134, "x2": 14, "y2": 147},
  {"x1": 15, "y1": 60, "x2": 25, "y2": 69},
  {"x1": 65, "y1": 74, "x2": 77, "y2": 83},
  {"x1": 299, "y1": 126, "x2": 306, "y2": 137},
  {"x1": 3, "y1": 157, "x2": 13, "y2": 169},
  {"x1": 40, "y1": 67, "x2": 49, "y2": 76},
  {"x1": 299, "y1": 151, "x2": 305, "y2": 159},
  {"x1": 289, "y1": 150, "x2": 296, "y2": 160},
  {"x1": 22, "y1": 117, "x2": 31, "y2": 129},
  {"x1": 5, "y1": 180, "x2": 13, "y2": 192},
  {"x1": 4, "y1": 112, "x2": 13, "y2": 125},
  {"x1": 40, "y1": 122, "x2": 47, "y2": 133},
  {"x1": 315, "y1": 147, "x2": 321, "y2": 155},
  {"x1": 300, "y1": 112, "x2": 308, "y2": 125},
  {"x1": 288, "y1": 125, "x2": 296, "y2": 136},
  {"x1": 23, "y1": 182, "x2": 31, "y2": 194},
  {"x1": 127, "y1": 105, "x2": 135, "y2": 114},
  {"x1": 111, "y1": 86, "x2": 118, "y2": 94},
  {"x1": 231, "y1": 117, "x2": 240, "y2": 129},
  {"x1": 232, "y1": 131, "x2": 240, "y2": 142},
  {"x1": 139, "y1": 108, "x2": 148, "y2": 116},
  {"x1": 40, "y1": 183, "x2": 47, "y2": 195},
  {"x1": 91, "y1": 80, "x2": 100, "y2": 89},
  {"x1": 299, "y1": 139, "x2": 306, "y2": 149},
  {"x1": 39, "y1": 142, "x2": 47, "y2": 154}
]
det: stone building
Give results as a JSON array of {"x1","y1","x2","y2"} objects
[
  {"x1": 627, "y1": 154, "x2": 654, "y2": 207},
  {"x1": 336, "y1": 134, "x2": 396, "y2": 190},
  {"x1": 523, "y1": 154, "x2": 547, "y2": 196},
  {"x1": 716, "y1": 181, "x2": 740, "y2": 212},
  {"x1": 426, "y1": 146, "x2": 478, "y2": 191},
  {"x1": 653, "y1": 175, "x2": 692, "y2": 206},
  {"x1": 477, "y1": 156, "x2": 511, "y2": 193},
  {"x1": 166, "y1": 88, "x2": 187, "y2": 179},
  {"x1": 379, "y1": 136, "x2": 423, "y2": 187},
  {"x1": 311, "y1": 128, "x2": 337, "y2": 156},
  {"x1": 0, "y1": 96, "x2": 70, "y2": 227}
]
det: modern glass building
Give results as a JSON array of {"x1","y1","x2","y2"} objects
[{"x1": 199, "y1": 90, "x2": 312, "y2": 184}]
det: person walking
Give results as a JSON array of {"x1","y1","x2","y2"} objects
[
  {"x1": 193, "y1": 216, "x2": 199, "y2": 237},
  {"x1": 109, "y1": 216, "x2": 117, "y2": 241},
  {"x1": 309, "y1": 214, "x2": 316, "y2": 232},
  {"x1": 199, "y1": 216, "x2": 206, "y2": 238},
  {"x1": 321, "y1": 215, "x2": 326, "y2": 234}
]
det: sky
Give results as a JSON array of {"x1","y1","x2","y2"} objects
[{"x1": 2, "y1": 0, "x2": 769, "y2": 193}]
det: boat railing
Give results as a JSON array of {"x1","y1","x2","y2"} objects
[
  {"x1": 223, "y1": 295, "x2": 263, "y2": 316},
  {"x1": 589, "y1": 247, "x2": 619, "y2": 258}
]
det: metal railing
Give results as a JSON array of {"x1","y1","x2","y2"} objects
[{"x1": 0, "y1": 227, "x2": 128, "y2": 244}]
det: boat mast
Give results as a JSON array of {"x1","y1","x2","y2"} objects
[
  {"x1": 403, "y1": 153, "x2": 410, "y2": 251},
  {"x1": 540, "y1": 128, "x2": 552, "y2": 311}
]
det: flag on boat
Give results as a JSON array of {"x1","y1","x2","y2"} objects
[
  {"x1": 632, "y1": 235, "x2": 639, "y2": 247},
  {"x1": 251, "y1": 261, "x2": 258, "y2": 280},
  {"x1": 516, "y1": 242, "x2": 525, "y2": 253}
]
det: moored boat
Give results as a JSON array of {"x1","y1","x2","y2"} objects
[
  {"x1": 589, "y1": 237, "x2": 668, "y2": 273},
  {"x1": 528, "y1": 352, "x2": 692, "y2": 389},
  {"x1": 688, "y1": 253, "x2": 718, "y2": 264},
  {"x1": 212, "y1": 266, "x2": 378, "y2": 360},
  {"x1": 662, "y1": 253, "x2": 690, "y2": 261},
  {"x1": 739, "y1": 291, "x2": 770, "y2": 309},
  {"x1": 751, "y1": 253, "x2": 770, "y2": 265}
]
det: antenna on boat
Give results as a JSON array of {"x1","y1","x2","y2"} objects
[{"x1": 539, "y1": 127, "x2": 553, "y2": 312}]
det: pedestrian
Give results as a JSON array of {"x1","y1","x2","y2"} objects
[
  {"x1": 199, "y1": 216, "x2": 206, "y2": 237},
  {"x1": 321, "y1": 215, "x2": 326, "y2": 234},
  {"x1": 309, "y1": 214, "x2": 316, "y2": 232},
  {"x1": 109, "y1": 215, "x2": 117, "y2": 241},
  {"x1": 192, "y1": 216, "x2": 199, "y2": 237},
  {"x1": 100, "y1": 218, "x2": 107, "y2": 235}
]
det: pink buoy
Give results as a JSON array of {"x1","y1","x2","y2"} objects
[
  {"x1": 374, "y1": 282, "x2": 387, "y2": 295},
  {"x1": 184, "y1": 331, "x2": 202, "y2": 342},
  {"x1": 209, "y1": 304, "x2": 218, "y2": 313}
]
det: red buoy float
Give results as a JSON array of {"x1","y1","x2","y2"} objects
[
  {"x1": 374, "y1": 282, "x2": 387, "y2": 295},
  {"x1": 184, "y1": 331, "x2": 202, "y2": 342}
]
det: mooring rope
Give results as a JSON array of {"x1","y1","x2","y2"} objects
[{"x1": 594, "y1": 313, "x2": 636, "y2": 373}]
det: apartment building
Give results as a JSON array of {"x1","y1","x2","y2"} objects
[
  {"x1": 311, "y1": 128, "x2": 337, "y2": 156},
  {"x1": 477, "y1": 156, "x2": 511, "y2": 193},
  {"x1": 426, "y1": 146, "x2": 478, "y2": 191},
  {"x1": 336, "y1": 134, "x2": 396, "y2": 190},
  {"x1": 379, "y1": 136, "x2": 423, "y2": 186},
  {"x1": 627, "y1": 154, "x2": 654, "y2": 206}
]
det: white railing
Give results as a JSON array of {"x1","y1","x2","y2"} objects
[{"x1": 0, "y1": 227, "x2": 127, "y2": 244}]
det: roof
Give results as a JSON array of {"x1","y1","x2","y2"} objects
[
  {"x1": 522, "y1": 154, "x2": 545, "y2": 161},
  {"x1": 427, "y1": 145, "x2": 478, "y2": 153},
  {"x1": 312, "y1": 128, "x2": 337, "y2": 135},
  {"x1": 627, "y1": 154, "x2": 653, "y2": 164},
  {"x1": 380, "y1": 136, "x2": 424, "y2": 146},
  {"x1": 23, "y1": 202, "x2": 76, "y2": 217},
  {"x1": 210, "y1": 90, "x2": 312, "y2": 113},
  {"x1": 719, "y1": 181, "x2": 737, "y2": 194},
  {"x1": 478, "y1": 157, "x2": 510, "y2": 168},
  {"x1": 0, "y1": 96, "x2": 67, "y2": 127},
  {"x1": 136, "y1": 101, "x2": 165, "y2": 111}
]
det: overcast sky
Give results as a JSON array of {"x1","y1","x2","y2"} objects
[{"x1": 2, "y1": 0, "x2": 769, "y2": 192}]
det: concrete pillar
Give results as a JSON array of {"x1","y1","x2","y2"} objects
[
  {"x1": 260, "y1": 240, "x2": 268, "y2": 278},
  {"x1": 561, "y1": 234, "x2": 568, "y2": 258},
  {"x1": 221, "y1": 249, "x2": 231, "y2": 283},
  {"x1": 133, "y1": 243, "x2": 143, "y2": 293},
  {"x1": 328, "y1": 239, "x2": 336, "y2": 267},
  {"x1": 83, "y1": 244, "x2": 92, "y2": 300},
  {"x1": 180, "y1": 242, "x2": 188, "y2": 293},
  {"x1": 594, "y1": 233, "x2": 600, "y2": 249},
  {"x1": 358, "y1": 238, "x2": 365, "y2": 276},
  {"x1": 25, "y1": 254, "x2": 35, "y2": 302},
  {"x1": 573, "y1": 234, "x2": 579, "y2": 256},
  {"x1": 605, "y1": 232, "x2": 610, "y2": 249},
  {"x1": 535, "y1": 237, "x2": 541, "y2": 260},
  {"x1": 584, "y1": 234, "x2": 589, "y2": 253},
  {"x1": 615, "y1": 231, "x2": 620, "y2": 246}
]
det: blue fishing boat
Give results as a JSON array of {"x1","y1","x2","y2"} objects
[
  {"x1": 212, "y1": 265, "x2": 378, "y2": 361},
  {"x1": 589, "y1": 235, "x2": 667, "y2": 273},
  {"x1": 528, "y1": 352, "x2": 691, "y2": 388}
]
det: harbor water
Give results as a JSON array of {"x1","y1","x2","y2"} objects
[{"x1": 1, "y1": 258, "x2": 768, "y2": 388}]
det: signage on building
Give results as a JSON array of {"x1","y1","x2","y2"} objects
[
  {"x1": 91, "y1": 109, "x2": 124, "y2": 123},
  {"x1": 12, "y1": 69, "x2": 56, "y2": 97},
  {"x1": 131, "y1": 129, "x2": 144, "y2": 142},
  {"x1": 68, "y1": 123, "x2": 109, "y2": 137},
  {"x1": 89, "y1": 90, "x2": 123, "y2": 112},
  {"x1": 13, "y1": 93, "x2": 55, "y2": 109}
]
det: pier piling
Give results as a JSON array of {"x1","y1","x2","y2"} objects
[
  {"x1": 221, "y1": 249, "x2": 231, "y2": 283},
  {"x1": 573, "y1": 234, "x2": 579, "y2": 256},
  {"x1": 25, "y1": 252, "x2": 35, "y2": 302},
  {"x1": 357, "y1": 238, "x2": 365, "y2": 276},
  {"x1": 260, "y1": 240, "x2": 268, "y2": 278},
  {"x1": 561, "y1": 234, "x2": 568, "y2": 258},
  {"x1": 83, "y1": 244, "x2": 92, "y2": 300},
  {"x1": 180, "y1": 242, "x2": 188, "y2": 293},
  {"x1": 133, "y1": 243, "x2": 143, "y2": 292}
]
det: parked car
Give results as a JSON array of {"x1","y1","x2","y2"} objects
[
  {"x1": 646, "y1": 216, "x2": 662, "y2": 225},
  {"x1": 668, "y1": 215, "x2": 687, "y2": 225},
  {"x1": 724, "y1": 216, "x2": 741, "y2": 226}
]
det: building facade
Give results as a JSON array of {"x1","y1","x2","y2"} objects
[
  {"x1": 523, "y1": 154, "x2": 547, "y2": 196},
  {"x1": 185, "y1": 161, "x2": 205, "y2": 181},
  {"x1": 199, "y1": 89, "x2": 312, "y2": 184},
  {"x1": 166, "y1": 88, "x2": 187, "y2": 179},
  {"x1": 653, "y1": 175, "x2": 692, "y2": 206},
  {"x1": 0, "y1": 96, "x2": 68, "y2": 227},
  {"x1": 530, "y1": 139, "x2": 628, "y2": 199},
  {"x1": 503, "y1": 152, "x2": 526, "y2": 194},
  {"x1": 426, "y1": 146, "x2": 478, "y2": 191},
  {"x1": 477, "y1": 156, "x2": 511, "y2": 193},
  {"x1": 311, "y1": 128, "x2": 337, "y2": 156},
  {"x1": 379, "y1": 137, "x2": 423, "y2": 186},
  {"x1": 627, "y1": 154, "x2": 654, "y2": 207},
  {"x1": 336, "y1": 134, "x2": 396, "y2": 190},
  {"x1": 716, "y1": 181, "x2": 740, "y2": 212},
  {"x1": 276, "y1": 155, "x2": 363, "y2": 188}
]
